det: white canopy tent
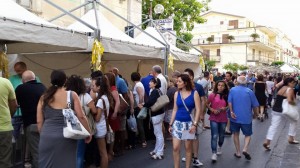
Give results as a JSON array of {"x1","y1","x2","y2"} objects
[
  {"x1": 135, "y1": 27, "x2": 200, "y2": 63},
  {"x1": 67, "y1": 9, "x2": 163, "y2": 60},
  {"x1": 280, "y1": 64, "x2": 298, "y2": 73},
  {"x1": 0, "y1": 0, "x2": 88, "y2": 54}
]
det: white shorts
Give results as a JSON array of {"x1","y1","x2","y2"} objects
[{"x1": 95, "y1": 120, "x2": 107, "y2": 138}]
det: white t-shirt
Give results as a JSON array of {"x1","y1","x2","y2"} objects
[
  {"x1": 197, "y1": 78, "x2": 211, "y2": 95},
  {"x1": 133, "y1": 82, "x2": 145, "y2": 105},
  {"x1": 266, "y1": 81, "x2": 274, "y2": 95},
  {"x1": 79, "y1": 93, "x2": 93, "y2": 115},
  {"x1": 157, "y1": 73, "x2": 167, "y2": 95},
  {"x1": 96, "y1": 95, "x2": 110, "y2": 125}
]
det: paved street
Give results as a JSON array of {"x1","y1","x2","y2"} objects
[{"x1": 110, "y1": 106, "x2": 300, "y2": 168}]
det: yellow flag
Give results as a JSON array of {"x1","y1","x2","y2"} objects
[
  {"x1": 168, "y1": 54, "x2": 174, "y2": 71},
  {"x1": 91, "y1": 39, "x2": 104, "y2": 71}
]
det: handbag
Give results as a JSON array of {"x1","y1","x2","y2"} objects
[
  {"x1": 101, "y1": 98, "x2": 115, "y2": 144},
  {"x1": 180, "y1": 91, "x2": 203, "y2": 135},
  {"x1": 282, "y1": 99, "x2": 299, "y2": 121},
  {"x1": 127, "y1": 114, "x2": 137, "y2": 132},
  {"x1": 150, "y1": 89, "x2": 170, "y2": 112},
  {"x1": 63, "y1": 91, "x2": 90, "y2": 139},
  {"x1": 81, "y1": 95, "x2": 97, "y2": 135},
  {"x1": 137, "y1": 107, "x2": 148, "y2": 119},
  {"x1": 118, "y1": 94, "x2": 130, "y2": 115}
]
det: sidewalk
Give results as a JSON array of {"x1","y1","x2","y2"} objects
[{"x1": 266, "y1": 106, "x2": 300, "y2": 168}]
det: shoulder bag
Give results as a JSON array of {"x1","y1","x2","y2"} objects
[
  {"x1": 63, "y1": 91, "x2": 90, "y2": 139},
  {"x1": 81, "y1": 95, "x2": 97, "y2": 135},
  {"x1": 282, "y1": 88, "x2": 299, "y2": 121},
  {"x1": 118, "y1": 94, "x2": 130, "y2": 115},
  {"x1": 101, "y1": 98, "x2": 115, "y2": 144},
  {"x1": 150, "y1": 89, "x2": 170, "y2": 112},
  {"x1": 180, "y1": 91, "x2": 203, "y2": 135}
]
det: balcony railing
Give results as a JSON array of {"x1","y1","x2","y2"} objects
[
  {"x1": 208, "y1": 55, "x2": 221, "y2": 62},
  {"x1": 192, "y1": 35, "x2": 278, "y2": 49},
  {"x1": 246, "y1": 54, "x2": 275, "y2": 64}
]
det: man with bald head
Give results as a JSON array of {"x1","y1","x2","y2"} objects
[
  {"x1": 228, "y1": 76, "x2": 259, "y2": 160},
  {"x1": 15, "y1": 70, "x2": 46, "y2": 168}
]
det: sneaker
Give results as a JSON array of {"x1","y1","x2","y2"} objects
[
  {"x1": 211, "y1": 153, "x2": 217, "y2": 162},
  {"x1": 217, "y1": 147, "x2": 222, "y2": 155},
  {"x1": 182, "y1": 157, "x2": 186, "y2": 162},
  {"x1": 192, "y1": 158, "x2": 203, "y2": 167},
  {"x1": 149, "y1": 151, "x2": 156, "y2": 156},
  {"x1": 151, "y1": 154, "x2": 164, "y2": 160}
]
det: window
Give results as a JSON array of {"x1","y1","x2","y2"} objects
[
  {"x1": 17, "y1": 0, "x2": 31, "y2": 9},
  {"x1": 220, "y1": 21, "x2": 224, "y2": 25},
  {"x1": 259, "y1": 51, "x2": 261, "y2": 56},
  {"x1": 203, "y1": 50, "x2": 210, "y2": 57},
  {"x1": 252, "y1": 49, "x2": 255, "y2": 56},
  {"x1": 217, "y1": 49, "x2": 221, "y2": 56}
]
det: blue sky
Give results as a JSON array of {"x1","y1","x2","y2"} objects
[{"x1": 207, "y1": 0, "x2": 300, "y2": 46}]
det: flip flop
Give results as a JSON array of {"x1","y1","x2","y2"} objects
[
  {"x1": 234, "y1": 153, "x2": 241, "y2": 158},
  {"x1": 242, "y1": 151, "x2": 251, "y2": 160},
  {"x1": 263, "y1": 143, "x2": 271, "y2": 151}
]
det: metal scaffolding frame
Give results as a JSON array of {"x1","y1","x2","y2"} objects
[{"x1": 45, "y1": 0, "x2": 203, "y2": 75}]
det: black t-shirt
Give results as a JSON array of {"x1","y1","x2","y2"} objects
[{"x1": 15, "y1": 80, "x2": 46, "y2": 128}]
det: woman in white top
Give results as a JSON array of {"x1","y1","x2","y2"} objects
[
  {"x1": 91, "y1": 76, "x2": 113, "y2": 168},
  {"x1": 131, "y1": 72, "x2": 146, "y2": 148},
  {"x1": 65, "y1": 75, "x2": 97, "y2": 168}
]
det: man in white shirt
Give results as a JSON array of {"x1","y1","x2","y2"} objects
[
  {"x1": 152, "y1": 65, "x2": 167, "y2": 95},
  {"x1": 197, "y1": 71, "x2": 211, "y2": 97}
]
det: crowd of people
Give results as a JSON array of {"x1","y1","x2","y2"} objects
[{"x1": 0, "y1": 61, "x2": 299, "y2": 168}]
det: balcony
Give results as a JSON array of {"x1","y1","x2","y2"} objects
[
  {"x1": 192, "y1": 35, "x2": 278, "y2": 51},
  {"x1": 207, "y1": 55, "x2": 221, "y2": 62},
  {"x1": 246, "y1": 54, "x2": 275, "y2": 64}
]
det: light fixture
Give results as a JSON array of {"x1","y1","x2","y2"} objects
[{"x1": 154, "y1": 4, "x2": 164, "y2": 15}]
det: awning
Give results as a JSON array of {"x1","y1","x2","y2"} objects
[{"x1": 0, "y1": 0, "x2": 88, "y2": 54}]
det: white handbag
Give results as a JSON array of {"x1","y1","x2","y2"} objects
[
  {"x1": 63, "y1": 91, "x2": 90, "y2": 139},
  {"x1": 282, "y1": 99, "x2": 299, "y2": 121}
]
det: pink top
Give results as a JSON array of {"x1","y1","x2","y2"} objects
[{"x1": 208, "y1": 93, "x2": 228, "y2": 123}]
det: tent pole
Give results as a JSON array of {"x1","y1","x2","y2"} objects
[
  {"x1": 92, "y1": 1, "x2": 101, "y2": 41},
  {"x1": 124, "y1": 19, "x2": 151, "y2": 34},
  {"x1": 96, "y1": 1, "x2": 166, "y2": 47},
  {"x1": 48, "y1": 1, "x2": 90, "y2": 22},
  {"x1": 154, "y1": 23, "x2": 203, "y2": 55},
  {"x1": 45, "y1": 0, "x2": 97, "y2": 30}
]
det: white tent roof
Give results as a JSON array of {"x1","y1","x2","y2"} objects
[
  {"x1": 280, "y1": 64, "x2": 297, "y2": 73},
  {"x1": 67, "y1": 9, "x2": 163, "y2": 60},
  {"x1": 135, "y1": 27, "x2": 200, "y2": 63},
  {"x1": 68, "y1": 10, "x2": 134, "y2": 43},
  {"x1": 0, "y1": 0, "x2": 88, "y2": 54}
]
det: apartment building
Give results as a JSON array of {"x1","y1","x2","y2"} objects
[
  {"x1": 14, "y1": 0, "x2": 142, "y2": 32},
  {"x1": 191, "y1": 11, "x2": 299, "y2": 71}
]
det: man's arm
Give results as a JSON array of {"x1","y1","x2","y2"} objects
[{"x1": 9, "y1": 99, "x2": 18, "y2": 116}]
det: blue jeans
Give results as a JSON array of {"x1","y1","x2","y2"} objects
[
  {"x1": 77, "y1": 139, "x2": 86, "y2": 168},
  {"x1": 210, "y1": 121, "x2": 226, "y2": 153}
]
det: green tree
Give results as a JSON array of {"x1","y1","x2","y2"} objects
[
  {"x1": 271, "y1": 61, "x2": 284, "y2": 66},
  {"x1": 239, "y1": 65, "x2": 248, "y2": 71},
  {"x1": 223, "y1": 63, "x2": 239, "y2": 72},
  {"x1": 206, "y1": 60, "x2": 216, "y2": 71},
  {"x1": 142, "y1": 0, "x2": 209, "y2": 51}
]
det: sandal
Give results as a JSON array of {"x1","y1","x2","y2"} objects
[
  {"x1": 263, "y1": 143, "x2": 271, "y2": 151},
  {"x1": 142, "y1": 141, "x2": 147, "y2": 148},
  {"x1": 149, "y1": 151, "x2": 156, "y2": 156},
  {"x1": 234, "y1": 153, "x2": 241, "y2": 158},
  {"x1": 242, "y1": 151, "x2": 251, "y2": 160},
  {"x1": 288, "y1": 140, "x2": 299, "y2": 144}
]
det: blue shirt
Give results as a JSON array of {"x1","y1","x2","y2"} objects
[
  {"x1": 116, "y1": 76, "x2": 128, "y2": 94},
  {"x1": 141, "y1": 74, "x2": 153, "y2": 96},
  {"x1": 228, "y1": 85, "x2": 259, "y2": 124},
  {"x1": 175, "y1": 90, "x2": 196, "y2": 122},
  {"x1": 246, "y1": 76, "x2": 256, "y2": 90}
]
